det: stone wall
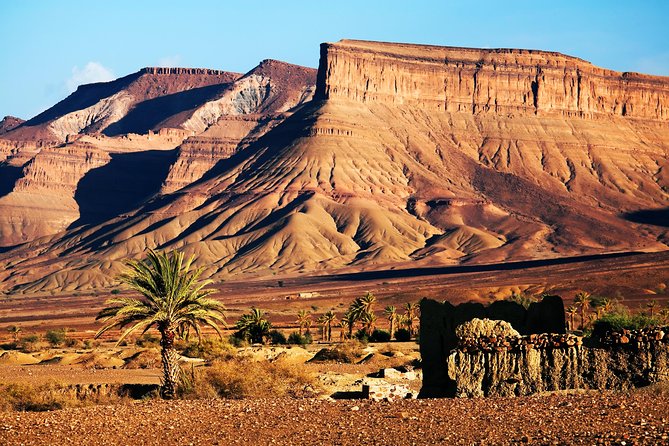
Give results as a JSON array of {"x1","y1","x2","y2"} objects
[
  {"x1": 419, "y1": 296, "x2": 565, "y2": 397},
  {"x1": 446, "y1": 340, "x2": 669, "y2": 397}
]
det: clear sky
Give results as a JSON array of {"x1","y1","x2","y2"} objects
[{"x1": 1, "y1": 0, "x2": 668, "y2": 120}]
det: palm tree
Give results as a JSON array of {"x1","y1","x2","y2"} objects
[
  {"x1": 404, "y1": 302, "x2": 419, "y2": 337},
  {"x1": 384, "y1": 306, "x2": 397, "y2": 339},
  {"x1": 339, "y1": 318, "x2": 349, "y2": 341},
  {"x1": 343, "y1": 310, "x2": 357, "y2": 339},
  {"x1": 95, "y1": 249, "x2": 225, "y2": 399},
  {"x1": 322, "y1": 311, "x2": 336, "y2": 342},
  {"x1": 565, "y1": 306, "x2": 578, "y2": 331},
  {"x1": 296, "y1": 310, "x2": 312, "y2": 336},
  {"x1": 7, "y1": 325, "x2": 21, "y2": 342},
  {"x1": 574, "y1": 292, "x2": 591, "y2": 329},
  {"x1": 360, "y1": 311, "x2": 377, "y2": 336},
  {"x1": 647, "y1": 300, "x2": 658, "y2": 318},
  {"x1": 236, "y1": 308, "x2": 271, "y2": 344},
  {"x1": 316, "y1": 314, "x2": 327, "y2": 341}
]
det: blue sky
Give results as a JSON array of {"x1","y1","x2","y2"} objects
[{"x1": 1, "y1": 0, "x2": 668, "y2": 120}]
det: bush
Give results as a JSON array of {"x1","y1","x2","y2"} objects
[
  {"x1": 228, "y1": 334, "x2": 249, "y2": 348},
  {"x1": 183, "y1": 357, "x2": 318, "y2": 399},
  {"x1": 45, "y1": 329, "x2": 67, "y2": 347},
  {"x1": 18, "y1": 334, "x2": 41, "y2": 353},
  {"x1": 369, "y1": 329, "x2": 391, "y2": 342},
  {"x1": 110, "y1": 289, "x2": 121, "y2": 295},
  {"x1": 181, "y1": 337, "x2": 235, "y2": 360},
  {"x1": 394, "y1": 328, "x2": 411, "y2": 342},
  {"x1": 591, "y1": 311, "x2": 663, "y2": 340},
  {"x1": 64, "y1": 338, "x2": 80, "y2": 348},
  {"x1": 287, "y1": 332, "x2": 312, "y2": 345},
  {"x1": 268, "y1": 330, "x2": 287, "y2": 345},
  {"x1": 354, "y1": 329, "x2": 369, "y2": 343},
  {"x1": 309, "y1": 340, "x2": 365, "y2": 363},
  {"x1": 135, "y1": 333, "x2": 160, "y2": 347},
  {"x1": 0, "y1": 382, "x2": 126, "y2": 411}
]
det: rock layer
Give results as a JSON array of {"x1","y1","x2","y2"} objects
[{"x1": 316, "y1": 40, "x2": 669, "y2": 121}]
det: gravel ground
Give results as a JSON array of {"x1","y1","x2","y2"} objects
[{"x1": 1, "y1": 392, "x2": 668, "y2": 445}]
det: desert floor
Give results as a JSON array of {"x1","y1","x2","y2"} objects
[{"x1": 1, "y1": 391, "x2": 668, "y2": 445}]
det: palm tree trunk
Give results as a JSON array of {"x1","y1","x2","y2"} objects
[
  {"x1": 389, "y1": 319, "x2": 394, "y2": 339},
  {"x1": 327, "y1": 323, "x2": 331, "y2": 342},
  {"x1": 160, "y1": 328, "x2": 180, "y2": 399}
]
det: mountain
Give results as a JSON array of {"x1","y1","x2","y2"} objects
[
  {"x1": 0, "y1": 61, "x2": 316, "y2": 248},
  {"x1": 1, "y1": 39, "x2": 668, "y2": 293},
  {"x1": 0, "y1": 116, "x2": 24, "y2": 135}
]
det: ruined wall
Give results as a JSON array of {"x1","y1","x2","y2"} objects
[
  {"x1": 446, "y1": 340, "x2": 669, "y2": 397},
  {"x1": 316, "y1": 40, "x2": 669, "y2": 121},
  {"x1": 419, "y1": 297, "x2": 565, "y2": 397}
]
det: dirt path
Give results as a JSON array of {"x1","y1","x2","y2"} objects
[{"x1": 1, "y1": 392, "x2": 668, "y2": 445}]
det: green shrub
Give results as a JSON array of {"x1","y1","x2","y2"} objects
[
  {"x1": 592, "y1": 311, "x2": 663, "y2": 339},
  {"x1": 287, "y1": 332, "x2": 312, "y2": 345},
  {"x1": 354, "y1": 329, "x2": 369, "y2": 343},
  {"x1": 64, "y1": 338, "x2": 80, "y2": 348},
  {"x1": 228, "y1": 334, "x2": 249, "y2": 348},
  {"x1": 369, "y1": 329, "x2": 391, "y2": 342},
  {"x1": 110, "y1": 289, "x2": 121, "y2": 295},
  {"x1": 268, "y1": 330, "x2": 287, "y2": 345},
  {"x1": 394, "y1": 328, "x2": 411, "y2": 341},
  {"x1": 45, "y1": 329, "x2": 67, "y2": 347}
]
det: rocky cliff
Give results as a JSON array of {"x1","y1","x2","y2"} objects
[{"x1": 316, "y1": 40, "x2": 669, "y2": 121}]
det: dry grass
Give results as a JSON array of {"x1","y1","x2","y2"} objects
[
  {"x1": 183, "y1": 357, "x2": 320, "y2": 399},
  {"x1": 309, "y1": 340, "x2": 366, "y2": 363},
  {"x1": 0, "y1": 382, "x2": 127, "y2": 412}
]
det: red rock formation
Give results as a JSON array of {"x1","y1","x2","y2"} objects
[
  {"x1": 316, "y1": 40, "x2": 669, "y2": 121},
  {"x1": 0, "y1": 116, "x2": 25, "y2": 135}
]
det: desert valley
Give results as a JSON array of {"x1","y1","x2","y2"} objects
[{"x1": 0, "y1": 33, "x2": 669, "y2": 445}]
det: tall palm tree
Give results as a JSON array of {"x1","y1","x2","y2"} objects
[
  {"x1": 236, "y1": 308, "x2": 271, "y2": 344},
  {"x1": 339, "y1": 318, "x2": 349, "y2": 341},
  {"x1": 95, "y1": 249, "x2": 225, "y2": 399},
  {"x1": 384, "y1": 306, "x2": 397, "y2": 339},
  {"x1": 296, "y1": 310, "x2": 312, "y2": 336},
  {"x1": 574, "y1": 292, "x2": 591, "y2": 329},
  {"x1": 565, "y1": 306, "x2": 578, "y2": 331},
  {"x1": 7, "y1": 325, "x2": 21, "y2": 343},
  {"x1": 322, "y1": 311, "x2": 336, "y2": 342},
  {"x1": 316, "y1": 314, "x2": 327, "y2": 341},
  {"x1": 404, "y1": 302, "x2": 419, "y2": 337},
  {"x1": 343, "y1": 310, "x2": 357, "y2": 339}
]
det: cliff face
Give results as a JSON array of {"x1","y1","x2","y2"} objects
[{"x1": 316, "y1": 40, "x2": 669, "y2": 121}]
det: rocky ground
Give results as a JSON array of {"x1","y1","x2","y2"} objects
[{"x1": 1, "y1": 390, "x2": 668, "y2": 445}]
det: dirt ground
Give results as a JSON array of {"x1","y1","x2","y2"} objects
[{"x1": 0, "y1": 391, "x2": 668, "y2": 445}]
